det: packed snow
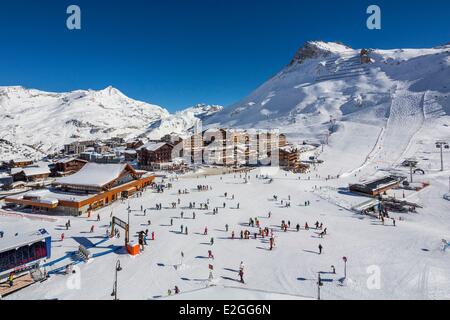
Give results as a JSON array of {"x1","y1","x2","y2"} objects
[
  {"x1": 2, "y1": 142, "x2": 450, "y2": 300},
  {"x1": 1, "y1": 41, "x2": 449, "y2": 300}
]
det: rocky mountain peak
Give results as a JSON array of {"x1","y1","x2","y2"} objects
[{"x1": 289, "y1": 41, "x2": 354, "y2": 65}]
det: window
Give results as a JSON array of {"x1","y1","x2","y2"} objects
[{"x1": 0, "y1": 241, "x2": 47, "y2": 273}]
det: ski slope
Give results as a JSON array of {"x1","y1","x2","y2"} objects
[{"x1": 2, "y1": 161, "x2": 449, "y2": 300}]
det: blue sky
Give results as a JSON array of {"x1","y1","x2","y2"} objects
[{"x1": 0, "y1": 0, "x2": 449, "y2": 111}]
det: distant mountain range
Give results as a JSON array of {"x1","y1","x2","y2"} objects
[{"x1": 0, "y1": 85, "x2": 222, "y2": 160}]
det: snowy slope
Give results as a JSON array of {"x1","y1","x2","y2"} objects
[
  {"x1": 145, "y1": 104, "x2": 223, "y2": 140},
  {"x1": 0, "y1": 87, "x2": 222, "y2": 160},
  {"x1": 206, "y1": 41, "x2": 450, "y2": 172},
  {"x1": 3, "y1": 166, "x2": 450, "y2": 300}
]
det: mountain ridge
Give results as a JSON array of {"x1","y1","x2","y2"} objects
[{"x1": 0, "y1": 85, "x2": 222, "y2": 160}]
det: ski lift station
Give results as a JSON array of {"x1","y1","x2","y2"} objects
[{"x1": 349, "y1": 175, "x2": 405, "y2": 197}]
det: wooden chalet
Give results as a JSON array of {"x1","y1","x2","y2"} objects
[
  {"x1": 8, "y1": 159, "x2": 34, "y2": 168},
  {"x1": 11, "y1": 165, "x2": 51, "y2": 182},
  {"x1": 349, "y1": 175, "x2": 405, "y2": 197},
  {"x1": 137, "y1": 142, "x2": 174, "y2": 169},
  {"x1": 52, "y1": 158, "x2": 88, "y2": 176}
]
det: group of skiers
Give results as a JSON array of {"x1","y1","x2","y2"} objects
[
  {"x1": 196, "y1": 185, "x2": 211, "y2": 191},
  {"x1": 167, "y1": 285, "x2": 180, "y2": 296},
  {"x1": 178, "y1": 188, "x2": 190, "y2": 195},
  {"x1": 138, "y1": 229, "x2": 156, "y2": 251}
]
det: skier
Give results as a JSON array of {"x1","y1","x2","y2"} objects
[
  {"x1": 305, "y1": 222, "x2": 309, "y2": 230},
  {"x1": 181, "y1": 211, "x2": 184, "y2": 219},
  {"x1": 90, "y1": 225, "x2": 94, "y2": 233},
  {"x1": 97, "y1": 214, "x2": 100, "y2": 221},
  {"x1": 193, "y1": 212, "x2": 196, "y2": 219},
  {"x1": 174, "y1": 286, "x2": 180, "y2": 294},
  {"x1": 204, "y1": 227, "x2": 208, "y2": 235},
  {"x1": 208, "y1": 250, "x2": 214, "y2": 259},
  {"x1": 170, "y1": 218, "x2": 173, "y2": 226},
  {"x1": 231, "y1": 231, "x2": 235, "y2": 239},
  {"x1": 239, "y1": 269, "x2": 244, "y2": 283},
  {"x1": 225, "y1": 224, "x2": 229, "y2": 232},
  {"x1": 143, "y1": 233, "x2": 148, "y2": 245},
  {"x1": 210, "y1": 237, "x2": 214, "y2": 246},
  {"x1": 61, "y1": 233, "x2": 65, "y2": 241},
  {"x1": 331, "y1": 265, "x2": 336, "y2": 274},
  {"x1": 296, "y1": 224, "x2": 300, "y2": 232},
  {"x1": 138, "y1": 232, "x2": 145, "y2": 251},
  {"x1": 318, "y1": 244, "x2": 323, "y2": 255},
  {"x1": 152, "y1": 231, "x2": 155, "y2": 241}
]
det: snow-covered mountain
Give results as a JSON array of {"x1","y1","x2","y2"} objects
[
  {"x1": 144, "y1": 104, "x2": 223, "y2": 140},
  {"x1": 0, "y1": 86, "x2": 222, "y2": 160},
  {"x1": 206, "y1": 41, "x2": 450, "y2": 172},
  {"x1": 2, "y1": 40, "x2": 449, "y2": 167}
]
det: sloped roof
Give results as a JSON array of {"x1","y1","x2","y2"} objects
[
  {"x1": 56, "y1": 157, "x2": 88, "y2": 164},
  {"x1": 11, "y1": 164, "x2": 51, "y2": 177},
  {"x1": 54, "y1": 163, "x2": 132, "y2": 188},
  {"x1": 0, "y1": 229, "x2": 51, "y2": 253},
  {"x1": 139, "y1": 142, "x2": 171, "y2": 151}
]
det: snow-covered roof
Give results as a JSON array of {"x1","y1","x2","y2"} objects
[
  {"x1": 11, "y1": 164, "x2": 51, "y2": 177},
  {"x1": 56, "y1": 157, "x2": 87, "y2": 164},
  {"x1": 54, "y1": 163, "x2": 129, "y2": 187},
  {"x1": 279, "y1": 145, "x2": 298, "y2": 153},
  {"x1": 0, "y1": 229, "x2": 51, "y2": 253},
  {"x1": 24, "y1": 190, "x2": 59, "y2": 205},
  {"x1": 139, "y1": 142, "x2": 169, "y2": 151}
]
